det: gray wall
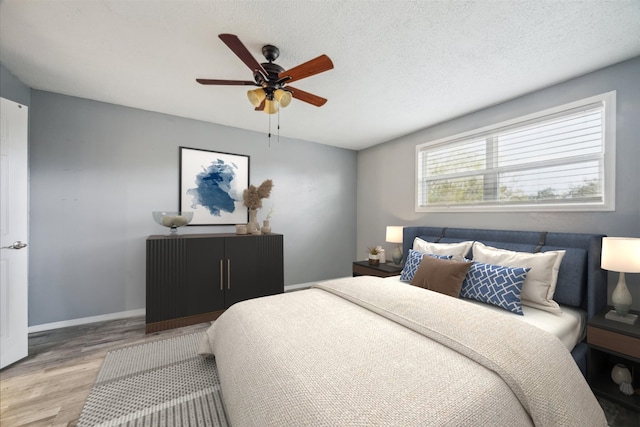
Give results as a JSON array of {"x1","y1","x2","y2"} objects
[
  {"x1": 5, "y1": 56, "x2": 639, "y2": 325},
  {"x1": 0, "y1": 64, "x2": 30, "y2": 106},
  {"x1": 357, "y1": 56, "x2": 640, "y2": 310},
  {"x1": 28, "y1": 91, "x2": 357, "y2": 326}
]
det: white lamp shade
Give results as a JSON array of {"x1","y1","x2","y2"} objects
[
  {"x1": 601, "y1": 237, "x2": 640, "y2": 273},
  {"x1": 386, "y1": 226, "x2": 404, "y2": 244}
]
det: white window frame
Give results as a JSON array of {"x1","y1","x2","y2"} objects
[{"x1": 415, "y1": 91, "x2": 616, "y2": 213}]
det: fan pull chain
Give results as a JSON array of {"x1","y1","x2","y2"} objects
[
  {"x1": 267, "y1": 112, "x2": 271, "y2": 147},
  {"x1": 277, "y1": 108, "x2": 280, "y2": 143}
]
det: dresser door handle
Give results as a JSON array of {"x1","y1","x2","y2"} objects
[
  {"x1": 227, "y1": 259, "x2": 231, "y2": 289},
  {"x1": 219, "y1": 259, "x2": 223, "y2": 291}
]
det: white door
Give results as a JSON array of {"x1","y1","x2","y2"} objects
[{"x1": 0, "y1": 97, "x2": 29, "y2": 369}]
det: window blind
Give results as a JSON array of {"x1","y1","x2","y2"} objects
[{"x1": 416, "y1": 92, "x2": 615, "y2": 212}]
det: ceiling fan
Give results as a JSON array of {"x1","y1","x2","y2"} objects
[{"x1": 197, "y1": 34, "x2": 334, "y2": 114}]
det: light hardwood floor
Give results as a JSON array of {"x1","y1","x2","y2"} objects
[{"x1": 0, "y1": 316, "x2": 210, "y2": 427}]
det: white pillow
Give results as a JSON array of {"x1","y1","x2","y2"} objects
[
  {"x1": 413, "y1": 238, "x2": 473, "y2": 260},
  {"x1": 472, "y1": 242, "x2": 566, "y2": 314}
]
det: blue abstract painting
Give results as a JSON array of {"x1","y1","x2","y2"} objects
[{"x1": 180, "y1": 148, "x2": 249, "y2": 225}]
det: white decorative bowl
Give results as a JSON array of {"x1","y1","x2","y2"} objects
[{"x1": 152, "y1": 211, "x2": 194, "y2": 235}]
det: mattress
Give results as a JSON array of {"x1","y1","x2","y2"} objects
[{"x1": 382, "y1": 275, "x2": 586, "y2": 350}]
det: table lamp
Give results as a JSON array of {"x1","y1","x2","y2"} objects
[
  {"x1": 601, "y1": 237, "x2": 640, "y2": 325},
  {"x1": 386, "y1": 226, "x2": 404, "y2": 265}
]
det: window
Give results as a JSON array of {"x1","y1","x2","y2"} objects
[{"x1": 415, "y1": 91, "x2": 616, "y2": 212}]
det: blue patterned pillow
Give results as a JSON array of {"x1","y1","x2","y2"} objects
[
  {"x1": 400, "y1": 249, "x2": 452, "y2": 282},
  {"x1": 460, "y1": 261, "x2": 530, "y2": 315}
]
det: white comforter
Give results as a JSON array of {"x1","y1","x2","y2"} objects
[{"x1": 199, "y1": 276, "x2": 606, "y2": 427}]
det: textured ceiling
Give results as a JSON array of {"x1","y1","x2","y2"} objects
[{"x1": 1, "y1": 1, "x2": 639, "y2": 150}]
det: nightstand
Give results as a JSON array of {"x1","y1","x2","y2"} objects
[
  {"x1": 587, "y1": 307, "x2": 640, "y2": 411},
  {"x1": 352, "y1": 261, "x2": 403, "y2": 278}
]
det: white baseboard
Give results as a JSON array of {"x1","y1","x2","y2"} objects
[
  {"x1": 29, "y1": 278, "x2": 351, "y2": 333},
  {"x1": 28, "y1": 308, "x2": 146, "y2": 333}
]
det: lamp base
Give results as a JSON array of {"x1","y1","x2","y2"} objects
[
  {"x1": 605, "y1": 309, "x2": 638, "y2": 325},
  {"x1": 391, "y1": 245, "x2": 403, "y2": 266}
]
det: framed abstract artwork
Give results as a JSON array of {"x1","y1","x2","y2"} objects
[{"x1": 179, "y1": 147, "x2": 250, "y2": 225}]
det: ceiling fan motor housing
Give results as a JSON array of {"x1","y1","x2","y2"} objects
[{"x1": 257, "y1": 58, "x2": 286, "y2": 96}]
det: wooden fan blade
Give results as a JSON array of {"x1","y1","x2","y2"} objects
[
  {"x1": 278, "y1": 54, "x2": 334, "y2": 84},
  {"x1": 255, "y1": 99, "x2": 265, "y2": 111},
  {"x1": 219, "y1": 34, "x2": 268, "y2": 77},
  {"x1": 287, "y1": 86, "x2": 327, "y2": 107},
  {"x1": 196, "y1": 79, "x2": 257, "y2": 86}
]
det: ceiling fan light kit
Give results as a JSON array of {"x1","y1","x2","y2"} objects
[
  {"x1": 247, "y1": 88, "x2": 266, "y2": 107},
  {"x1": 197, "y1": 34, "x2": 333, "y2": 115},
  {"x1": 263, "y1": 99, "x2": 278, "y2": 115},
  {"x1": 273, "y1": 89, "x2": 292, "y2": 108}
]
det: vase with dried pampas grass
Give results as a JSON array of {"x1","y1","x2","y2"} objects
[{"x1": 243, "y1": 179, "x2": 273, "y2": 233}]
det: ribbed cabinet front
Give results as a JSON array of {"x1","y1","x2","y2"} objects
[{"x1": 146, "y1": 233, "x2": 283, "y2": 332}]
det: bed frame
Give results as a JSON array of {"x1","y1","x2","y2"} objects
[{"x1": 402, "y1": 226, "x2": 607, "y2": 376}]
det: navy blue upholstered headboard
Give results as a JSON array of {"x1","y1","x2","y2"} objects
[{"x1": 402, "y1": 226, "x2": 607, "y2": 320}]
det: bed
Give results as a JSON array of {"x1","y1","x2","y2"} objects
[{"x1": 199, "y1": 226, "x2": 608, "y2": 426}]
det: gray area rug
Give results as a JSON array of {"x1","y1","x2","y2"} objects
[
  {"x1": 597, "y1": 397, "x2": 640, "y2": 427},
  {"x1": 78, "y1": 332, "x2": 228, "y2": 427}
]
